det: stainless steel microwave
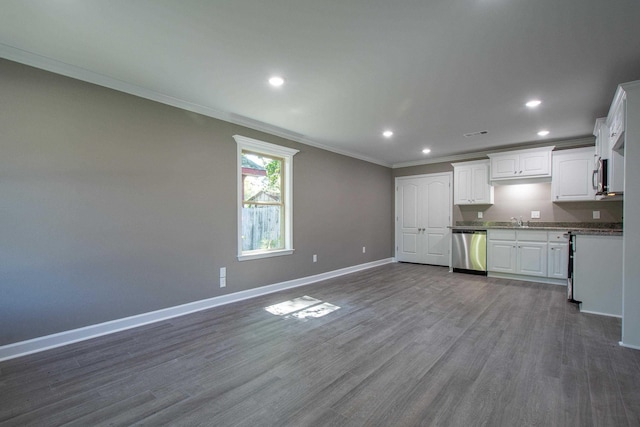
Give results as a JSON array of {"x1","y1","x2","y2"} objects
[{"x1": 593, "y1": 157, "x2": 607, "y2": 194}]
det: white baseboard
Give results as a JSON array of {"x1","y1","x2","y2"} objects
[
  {"x1": 487, "y1": 272, "x2": 567, "y2": 286},
  {"x1": 619, "y1": 341, "x2": 640, "y2": 351},
  {"x1": 579, "y1": 309, "x2": 622, "y2": 319},
  {"x1": 0, "y1": 258, "x2": 394, "y2": 362}
]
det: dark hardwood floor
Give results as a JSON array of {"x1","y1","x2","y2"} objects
[{"x1": 1, "y1": 263, "x2": 639, "y2": 426}]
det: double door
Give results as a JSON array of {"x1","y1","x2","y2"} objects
[
  {"x1": 395, "y1": 173, "x2": 452, "y2": 266},
  {"x1": 487, "y1": 230, "x2": 548, "y2": 277},
  {"x1": 488, "y1": 240, "x2": 547, "y2": 277}
]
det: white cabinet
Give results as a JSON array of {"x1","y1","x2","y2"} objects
[
  {"x1": 593, "y1": 116, "x2": 625, "y2": 196},
  {"x1": 517, "y1": 242, "x2": 547, "y2": 277},
  {"x1": 551, "y1": 147, "x2": 597, "y2": 202},
  {"x1": 548, "y1": 243, "x2": 569, "y2": 279},
  {"x1": 593, "y1": 91, "x2": 626, "y2": 197},
  {"x1": 548, "y1": 232, "x2": 569, "y2": 279},
  {"x1": 488, "y1": 229, "x2": 568, "y2": 283},
  {"x1": 488, "y1": 147, "x2": 554, "y2": 181},
  {"x1": 488, "y1": 229, "x2": 547, "y2": 277},
  {"x1": 515, "y1": 230, "x2": 547, "y2": 278},
  {"x1": 608, "y1": 95, "x2": 625, "y2": 151},
  {"x1": 488, "y1": 240, "x2": 517, "y2": 273},
  {"x1": 605, "y1": 91, "x2": 626, "y2": 195},
  {"x1": 452, "y1": 160, "x2": 494, "y2": 205}
]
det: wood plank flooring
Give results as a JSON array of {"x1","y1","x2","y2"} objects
[{"x1": 1, "y1": 263, "x2": 639, "y2": 426}]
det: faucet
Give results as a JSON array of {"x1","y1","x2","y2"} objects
[{"x1": 510, "y1": 216, "x2": 523, "y2": 227}]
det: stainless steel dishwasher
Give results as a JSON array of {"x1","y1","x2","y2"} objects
[{"x1": 452, "y1": 229, "x2": 487, "y2": 275}]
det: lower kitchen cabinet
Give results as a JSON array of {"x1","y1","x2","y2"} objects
[
  {"x1": 548, "y1": 242, "x2": 569, "y2": 279},
  {"x1": 487, "y1": 229, "x2": 567, "y2": 285},
  {"x1": 487, "y1": 240, "x2": 516, "y2": 273},
  {"x1": 517, "y1": 242, "x2": 547, "y2": 277}
]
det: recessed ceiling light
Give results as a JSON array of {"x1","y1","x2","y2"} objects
[
  {"x1": 268, "y1": 76, "x2": 285, "y2": 87},
  {"x1": 526, "y1": 99, "x2": 542, "y2": 108},
  {"x1": 382, "y1": 130, "x2": 393, "y2": 138},
  {"x1": 537, "y1": 130, "x2": 550, "y2": 136},
  {"x1": 422, "y1": 148, "x2": 431, "y2": 154}
]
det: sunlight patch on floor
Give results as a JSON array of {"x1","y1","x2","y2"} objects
[
  {"x1": 289, "y1": 302, "x2": 340, "y2": 320},
  {"x1": 264, "y1": 296, "x2": 340, "y2": 320}
]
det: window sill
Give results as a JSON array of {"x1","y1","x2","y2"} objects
[{"x1": 237, "y1": 249, "x2": 295, "y2": 262}]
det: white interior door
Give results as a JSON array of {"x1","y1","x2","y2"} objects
[
  {"x1": 396, "y1": 180, "x2": 422, "y2": 263},
  {"x1": 422, "y1": 174, "x2": 451, "y2": 265},
  {"x1": 395, "y1": 173, "x2": 452, "y2": 266}
]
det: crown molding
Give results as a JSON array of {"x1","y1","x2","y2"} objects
[
  {"x1": 0, "y1": 44, "x2": 598, "y2": 170},
  {"x1": 0, "y1": 43, "x2": 392, "y2": 168}
]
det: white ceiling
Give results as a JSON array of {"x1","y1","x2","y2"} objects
[{"x1": 1, "y1": 0, "x2": 640, "y2": 167}]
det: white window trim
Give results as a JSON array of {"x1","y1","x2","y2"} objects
[{"x1": 234, "y1": 135, "x2": 298, "y2": 261}]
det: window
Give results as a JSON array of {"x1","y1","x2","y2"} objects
[{"x1": 234, "y1": 135, "x2": 298, "y2": 261}]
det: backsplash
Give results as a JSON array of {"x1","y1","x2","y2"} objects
[{"x1": 455, "y1": 182, "x2": 623, "y2": 224}]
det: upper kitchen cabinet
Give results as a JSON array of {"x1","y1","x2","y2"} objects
[
  {"x1": 488, "y1": 146, "x2": 554, "y2": 182},
  {"x1": 594, "y1": 81, "x2": 640, "y2": 200},
  {"x1": 452, "y1": 160, "x2": 494, "y2": 205},
  {"x1": 551, "y1": 147, "x2": 597, "y2": 202},
  {"x1": 608, "y1": 92, "x2": 625, "y2": 151}
]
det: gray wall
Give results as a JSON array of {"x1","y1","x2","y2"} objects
[
  {"x1": 622, "y1": 83, "x2": 640, "y2": 348},
  {"x1": 0, "y1": 59, "x2": 393, "y2": 345},
  {"x1": 393, "y1": 160, "x2": 623, "y2": 224}
]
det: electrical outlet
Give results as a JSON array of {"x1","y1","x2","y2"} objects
[
  {"x1": 593, "y1": 210, "x2": 601, "y2": 219},
  {"x1": 477, "y1": 212, "x2": 483, "y2": 219},
  {"x1": 531, "y1": 210, "x2": 541, "y2": 219},
  {"x1": 313, "y1": 254, "x2": 317, "y2": 263},
  {"x1": 362, "y1": 246, "x2": 366, "y2": 253},
  {"x1": 220, "y1": 277, "x2": 226, "y2": 288}
]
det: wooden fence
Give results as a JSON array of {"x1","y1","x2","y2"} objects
[{"x1": 242, "y1": 205, "x2": 282, "y2": 251}]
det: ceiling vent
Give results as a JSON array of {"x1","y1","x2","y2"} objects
[{"x1": 463, "y1": 130, "x2": 489, "y2": 137}]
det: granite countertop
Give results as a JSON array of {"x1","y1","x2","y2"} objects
[{"x1": 449, "y1": 222, "x2": 623, "y2": 236}]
